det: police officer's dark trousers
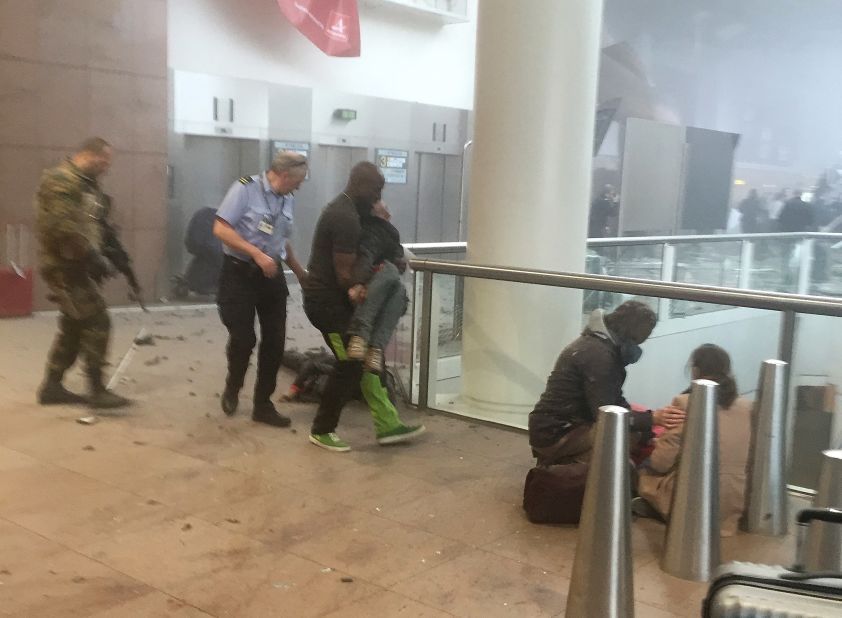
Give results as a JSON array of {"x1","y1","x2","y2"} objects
[{"x1": 218, "y1": 256, "x2": 288, "y2": 404}]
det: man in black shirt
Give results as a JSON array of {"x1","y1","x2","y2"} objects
[
  {"x1": 777, "y1": 191, "x2": 815, "y2": 233},
  {"x1": 303, "y1": 162, "x2": 425, "y2": 452}
]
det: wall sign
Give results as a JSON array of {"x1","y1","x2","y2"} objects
[{"x1": 376, "y1": 148, "x2": 408, "y2": 184}]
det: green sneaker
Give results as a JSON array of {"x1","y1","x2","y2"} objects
[
  {"x1": 376, "y1": 424, "x2": 426, "y2": 445},
  {"x1": 309, "y1": 432, "x2": 351, "y2": 452}
]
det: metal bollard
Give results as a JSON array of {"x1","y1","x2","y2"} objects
[
  {"x1": 566, "y1": 406, "x2": 634, "y2": 618},
  {"x1": 744, "y1": 359, "x2": 789, "y2": 536},
  {"x1": 662, "y1": 379, "x2": 721, "y2": 581},
  {"x1": 803, "y1": 450, "x2": 842, "y2": 572}
]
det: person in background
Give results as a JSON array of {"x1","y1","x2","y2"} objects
[
  {"x1": 634, "y1": 344, "x2": 752, "y2": 536},
  {"x1": 588, "y1": 184, "x2": 619, "y2": 238},
  {"x1": 213, "y1": 151, "x2": 308, "y2": 427},
  {"x1": 778, "y1": 190, "x2": 815, "y2": 233},
  {"x1": 528, "y1": 300, "x2": 685, "y2": 466},
  {"x1": 766, "y1": 188, "x2": 789, "y2": 225},
  {"x1": 738, "y1": 189, "x2": 763, "y2": 233}
]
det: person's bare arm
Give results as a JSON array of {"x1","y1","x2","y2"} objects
[
  {"x1": 333, "y1": 250, "x2": 356, "y2": 290},
  {"x1": 284, "y1": 241, "x2": 307, "y2": 283},
  {"x1": 213, "y1": 218, "x2": 277, "y2": 278}
]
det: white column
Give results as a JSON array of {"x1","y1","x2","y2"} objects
[{"x1": 461, "y1": 0, "x2": 604, "y2": 422}]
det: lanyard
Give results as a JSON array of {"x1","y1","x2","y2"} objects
[{"x1": 257, "y1": 176, "x2": 285, "y2": 223}]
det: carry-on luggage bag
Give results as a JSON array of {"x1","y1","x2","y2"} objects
[{"x1": 702, "y1": 508, "x2": 842, "y2": 617}]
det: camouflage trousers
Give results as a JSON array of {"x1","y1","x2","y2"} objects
[{"x1": 42, "y1": 268, "x2": 110, "y2": 379}]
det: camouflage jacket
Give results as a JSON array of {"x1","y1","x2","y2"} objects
[{"x1": 35, "y1": 159, "x2": 106, "y2": 273}]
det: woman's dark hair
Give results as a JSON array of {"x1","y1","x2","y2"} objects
[{"x1": 690, "y1": 344, "x2": 738, "y2": 408}]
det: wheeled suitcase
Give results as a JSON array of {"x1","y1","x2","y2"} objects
[{"x1": 702, "y1": 508, "x2": 842, "y2": 617}]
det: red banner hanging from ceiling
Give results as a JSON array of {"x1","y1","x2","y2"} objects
[{"x1": 277, "y1": 0, "x2": 361, "y2": 57}]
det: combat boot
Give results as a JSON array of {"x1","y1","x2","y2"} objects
[
  {"x1": 37, "y1": 371, "x2": 87, "y2": 405},
  {"x1": 87, "y1": 369, "x2": 131, "y2": 409}
]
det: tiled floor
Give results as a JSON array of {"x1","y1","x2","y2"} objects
[{"x1": 0, "y1": 308, "x2": 802, "y2": 617}]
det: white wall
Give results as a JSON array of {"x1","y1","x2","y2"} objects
[
  {"x1": 168, "y1": 0, "x2": 477, "y2": 109},
  {"x1": 625, "y1": 308, "x2": 781, "y2": 409}
]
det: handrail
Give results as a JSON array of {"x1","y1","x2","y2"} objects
[
  {"x1": 408, "y1": 258, "x2": 842, "y2": 317},
  {"x1": 587, "y1": 231, "x2": 842, "y2": 247},
  {"x1": 404, "y1": 232, "x2": 842, "y2": 254}
]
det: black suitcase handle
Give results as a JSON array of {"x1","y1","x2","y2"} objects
[{"x1": 797, "y1": 507, "x2": 842, "y2": 525}]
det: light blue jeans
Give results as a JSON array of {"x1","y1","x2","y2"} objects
[{"x1": 348, "y1": 261, "x2": 408, "y2": 349}]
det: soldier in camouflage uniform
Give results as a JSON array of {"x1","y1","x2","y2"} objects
[{"x1": 35, "y1": 137, "x2": 130, "y2": 408}]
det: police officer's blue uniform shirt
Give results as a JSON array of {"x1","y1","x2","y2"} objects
[{"x1": 216, "y1": 173, "x2": 293, "y2": 263}]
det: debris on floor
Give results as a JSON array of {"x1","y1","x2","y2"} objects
[
  {"x1": 82, "y1": 445, "x2": 95, "y2": 451},
  {"x1": 76, "y1": 416, "x2": 98, "y2": 425},
  {"x1": 133, "y1": 333, "x2": 155, "y2": 346},
  {"x1": 341, "y1": 577, "x2": 354, "y2": 583}
]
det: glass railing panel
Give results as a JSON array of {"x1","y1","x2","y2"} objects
[
  {"x1": 809, "y1": 238, "x2": 842, "y2": 297},
  {"x1": 788, "y1": 312, "x2": 842, "y2": 490},
  {"x1": 587, "y1": 244, "x2": 664, "y2": 281},
  {"x1": 422, "y1": 275, "x2": 783, "y2": 437},
  {"x1": 384, "y1": 271, "x2": 417, "y2": 403},
  {"x1": 670, "y1": 241, "x2": 741, "y2": 317},
  {"x1": 748, "y1": 238, "x2": 802, "y2": 294}
]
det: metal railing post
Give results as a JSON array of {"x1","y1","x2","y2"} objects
[
  {"x1": 567, "y1": 406, "x2": 634, "y2": 617},
  {"x1": 417, "y1": 270, "x2": 434, "y2": 410},
  {"x1": 797, "y1": 238, "x2": 814, "y2": 295},
  {"x1": 662, "y1": 379, "x2": 721, "y2": 581},
  {"x1": 658, "y1": 243, "x2": 676, "y2": 319},
  {"x1": 738, "y1": 239, "x2": 755, "y2": 290},
  {"x1": 745, "y1": 359, "x2": 790, "y2": 536}
]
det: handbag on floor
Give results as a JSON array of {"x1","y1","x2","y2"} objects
[{"x1": 522, "y1": 462, "x2": 588, "y2": 524}]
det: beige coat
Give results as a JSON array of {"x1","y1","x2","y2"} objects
[{"x1": 637, "y1": 394, "x2": 753, "y2": 537}]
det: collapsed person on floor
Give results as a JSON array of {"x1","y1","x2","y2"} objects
[
  {"x1": 634, "y1": 344, "x2": 752, "y2": 536},
  {"x1": 528, "y1": 300, "x2": 685, "y2": 466},
  {"x1": 345, "y1": 199, "x2": 409, "y2": 373},
  {"x1": 279, "y1": 349, "x2": 399, "y2": 406}
]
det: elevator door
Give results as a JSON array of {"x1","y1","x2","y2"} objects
[
  {"x1": 168, "y1": 135, "x2": 259, "y2": 276},
  {"x1": 415, "y1": 153, "x2": 462, "y2": 243}
]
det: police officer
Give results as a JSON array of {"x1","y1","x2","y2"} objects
[
  {"x1": 35, "y1": 137, "x2": 131, "y2": 409},
  {"x1": 213, "y1": 151, "x2": 308, "y2": 427}
]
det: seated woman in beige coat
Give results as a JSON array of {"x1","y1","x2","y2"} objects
[{"x1": 635, "y1": 344, "x2": 753, "y2": 536}]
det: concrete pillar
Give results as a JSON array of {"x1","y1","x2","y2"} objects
[{"x1": 461, "y1": 0, "x2": 603, "y2": 420}]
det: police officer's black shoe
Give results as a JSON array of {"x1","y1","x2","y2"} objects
[
  {"x1": 252, "y1": 401, "x2": 291, "y2": 428},
  {"x1": 37, "y1": 381, "x2": 87, "y2": 405},
  {"x1": 221, "y1": 389, "x2": 238, "y2": 416}
]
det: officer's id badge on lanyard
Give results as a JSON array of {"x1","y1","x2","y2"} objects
[{"x1": 257, "y1": 177, "x2": 279, "y2": 235}]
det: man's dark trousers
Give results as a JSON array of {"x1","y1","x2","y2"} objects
[{"x1": 218, "y1": 256, "x2": 288, "y2": 403}]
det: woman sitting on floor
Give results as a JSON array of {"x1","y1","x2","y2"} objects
[{"x1": 634, "y1": 344, "x2": 753, "y2": 536}]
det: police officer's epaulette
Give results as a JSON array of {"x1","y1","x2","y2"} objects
[{"x1": 238, "y1": 176, "x2": 254, "y2": 185}]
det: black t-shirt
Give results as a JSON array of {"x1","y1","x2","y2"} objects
[{"x1": 304, "y1": 194, "x2": 363, "y2": 303}]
